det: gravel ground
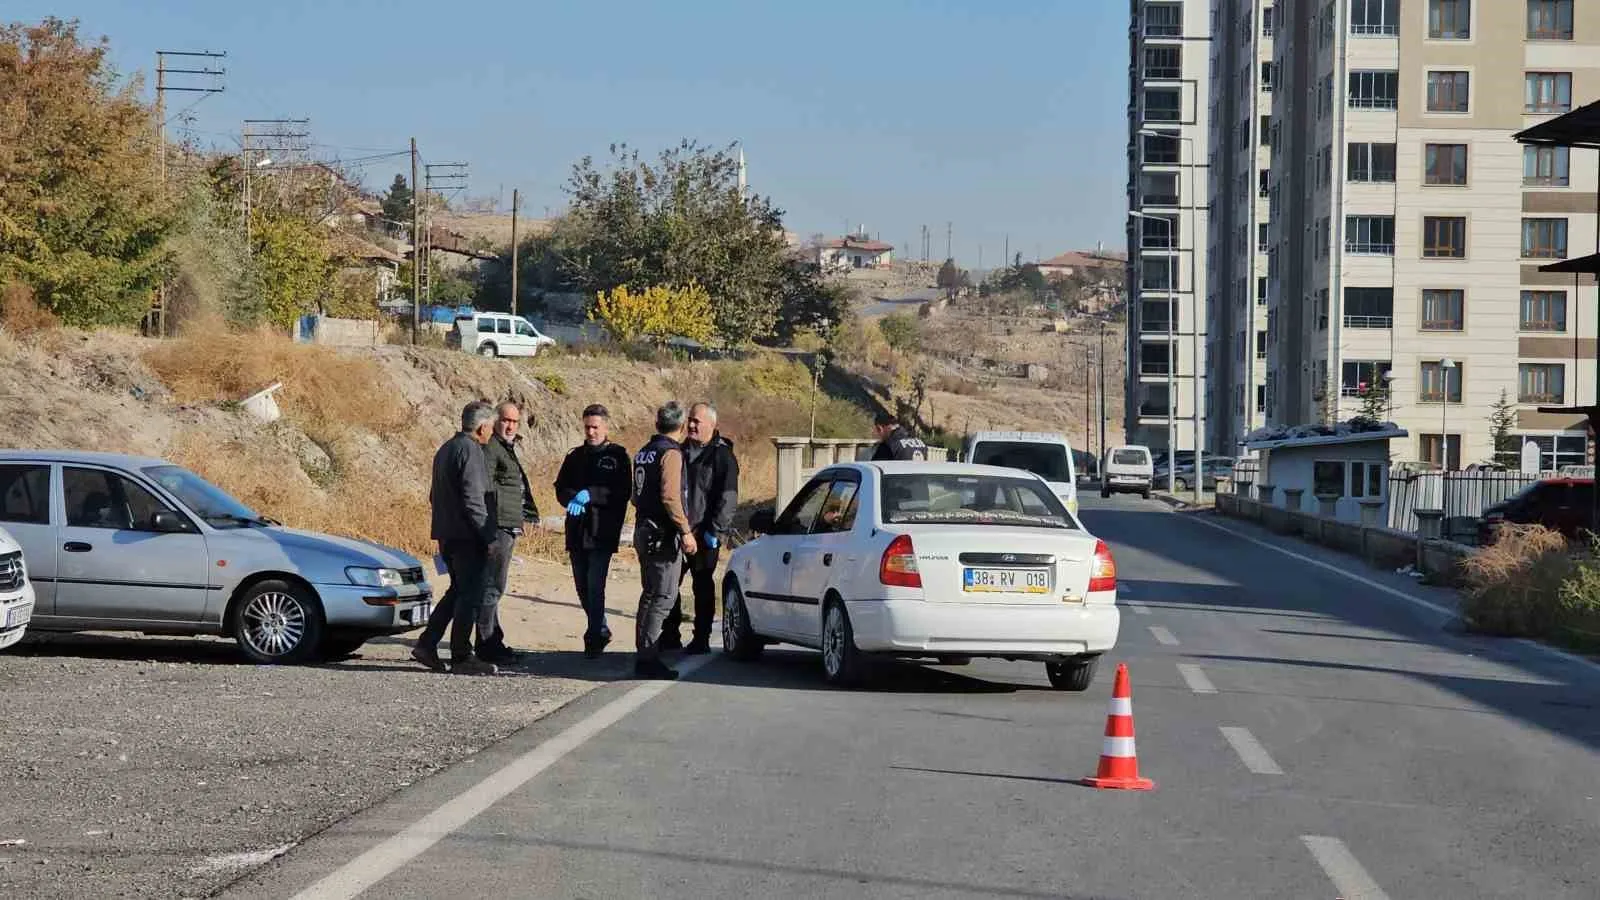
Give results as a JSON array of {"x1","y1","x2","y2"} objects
[{"x1": 0, "y1": 632, "x2": 612, "y2": 899}]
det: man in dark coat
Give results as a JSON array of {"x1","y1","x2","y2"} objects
[
  {"x1": 414, "y1": 400, "x2": 499, "y2": 676},
  {"x1": 554, "y1": 404, "x2": 632, "y2": 658},
  {"x1": 662, "y1": 402, "x2": 739, "y2": 655},
  {"x1": 870, "y1": 412, "x2": 928, "y2": 461},
  {"x1": 630, "y1": 402, "x2": 697, "y2": 680},
  {"x1": 477, "y1": 400, "x2": 539, "y2": 663}
]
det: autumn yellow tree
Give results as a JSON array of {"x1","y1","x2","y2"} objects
[{"x1": 588, "y1": 284, "x2": 715, "y2": 346}]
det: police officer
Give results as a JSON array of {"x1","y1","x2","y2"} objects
[
  {"x1": 554, "y1": 404, "x2": 632, "y2": 659},
  {"x1": 630, "y1": 402, "x2": 698, "y2": 681},
  {"x1": 662, "y1": 401, "x2": 739, "y2": 656},
  {"x1": 870, "y1": 412, "x2": 928, "y2": 461}
]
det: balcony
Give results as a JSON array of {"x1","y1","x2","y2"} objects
[
  {"x1": 1343, "y1": 315, "x2": 1393, "y2": 329},
  {"x1": 1140, "y1": 361, "x2": 1173, "y2": 377},
  {"x1": 1345, "y1": 240, "x2": 1395, "y2": 255}
]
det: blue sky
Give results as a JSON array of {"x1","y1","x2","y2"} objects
[{"x1": 19, "y1": 1, "x2": 1129, "y2": 267}]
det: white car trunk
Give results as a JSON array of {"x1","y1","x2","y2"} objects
[{"x1": 902, "y1": 526, "x2": 1100, "y2": 604}]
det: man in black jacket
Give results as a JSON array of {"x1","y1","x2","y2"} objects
[
  {"x1": 554, "y1": 404, "x2": 632, "y2": 658},
  {"x1": 870, "y1": 412, "x2": 928, "y2": 462},
  {"x1": 477, "y1": 400, "x2": 539, "y2": 664},
  {"x1": 662, "y1": 401, "x2": 739, "y2": 655},
  {"x1": 413, "y1": 400, "x2": 499, "y2": 676}
]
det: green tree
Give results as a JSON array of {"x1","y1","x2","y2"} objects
[
  {"x1": 589, "y1": 283, "x2": 714, "y2": 346},
  {"x1": 1356, "y1": 377, "x2": 1390, "y2": 421},
  {"x1": 249, "y1": 212, "x2": 332, "y2": 329},
  {"x1": 878, "y1": 312, "x2": 921, "y2": 354},
  {"x1": 0, "y1": 18, "x2": 176, "y2": 326},
  {"x1": 774, "y1": 261, "x2": 854, "y2": 344},
  {"x1": 380, "y1": 174, "x2": 413, "y2": 226},
  {"x1": 1489, "y1": 388, "x2": 1519, "y2": 466},
  {"x1": 555, "y1": 140, "x2": 793, "y2": 345},
  {"x1": 937, "y1": 258, "x2": 960, "y2": 292}
]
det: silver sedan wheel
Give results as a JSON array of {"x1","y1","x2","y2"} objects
[
  {"x1": 822, "y1": 605, "x2": 846, "y2": 679},
  {"x1": 241, "y1": 590, "x2": 308, "y2": 659}
]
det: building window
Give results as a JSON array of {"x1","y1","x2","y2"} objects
[
  {"x1": 1421, "y1": 289, "x2": 1465, "y2": 331},
  {"x1": 1258, "y1": 169, "x2": 1270, "y2": 198},
  {"x1": 1144, "y1": 87, "x2": 1183, "y2": 122},
  {"x1": 1428, "y1": 0, "x2": 1471, "y2": 39},
  {"x1": 1140, "y1": 383, "x2": 1171, "y2": 417},
  {"x1": 1523, "y1": 146, "x2": 1570, "y2": 187},
  {"x1": 1527, "y1": 0, "x2": 1574, "y2": 40},
  {"x1": 1520, "y1": 290, "x2": 1567, "y2": 332},
  {"x1": 1520, "y1": 364, "x2": 1566, "y2": 405},
  {"x1": 1351, "y1": 0, "x2": 1400, "y2": 35},
  {"x1": 1525, "y1": 73, "x2": 1573, "y2": 114},
  {"x1": 1349, "y1": 71, "x2": 1399, "y2": 109},
  {"x1": 1256, "y1": 384, "x2": 1267, "y2": 413},
  {"x1": 1422, "y1": 216, "x2": 1467, "y2": 259},
  {"x1": 1426, "y1": 72, "x2": 1470, "y2": 113},
  {"x1": 1144, "y1": 3, "x2": 1183, "y2": 37},
  {"x1": 1519, "y1": 434, "x2": 1587, "y2": 471},
  {"x1": 1257, "y1": 223, "x2": 1270, "y2": 252},
  {"x1": 1260, "y1": 115, "x2": 1272, "y2": 146},
  {"x1": 1143, "y1": 131, "x2": 1181, "y2": 165},
  {"x1": 1522, "y1": 218, "x2": 1568, "y2": 259},
  {"x1": 1263, "y1": 5, "x2": 1276, "y2": 36},
  {"x1": 1351, "y1": 462, "x2": 1385, "y2": 498},
  {"x1": 1260, "y1": 61, "x2": 1275, "y2": 92},
  {"x1": 1141, "y1": 299, "x2": 1177, "y2": 332},
  {"x1": 1257, "y1": 276, "x2": 1268, "y2": 305},
  {"x1": 1318, "y1": 75, "x2": 1334, "y2": 119},
  {"x1": 1420, "y1": 360, "x2": 1463, "y2": 404},
  {"x1": 1140, "y1": 215, "x2": 1177, "y2": 249},
  {"x1": 1313, "y1": 461, "x2": 1347, "y2": 498},
  {"x1": 1139, "y1": 342, "x2": 1172, "y2": 377},
  {"x1": 1420, "y1": 434, "x2": 1462, "y2": 471},
  {"x1": 1344, "y1": 287, "x2": 1394, "y2": 328},
  {"x1": 1144, "y1": 46, "x2": 1182, "y2": 80},
  {"x1": 1255, "y1": 330, "x2": 1267, "y2": 360},
  {"x1": 1345, "y1": 216, "x2": 1396, "y2": 255},
  {"x1": 1341, "y1": 360, "x2": 1391, "y2": 397},
  {"x1": 1140, "y1": 171, "x2": 1180, "y2": 206},
  {"x1": 1424, "y1": 144, "x2": 1469, "y2": 185},
  {"x1": 1348, "y1": 142, "x2": 1397, "y2": 182}
]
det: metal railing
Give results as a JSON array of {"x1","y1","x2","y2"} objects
[
  {"x1": 1345, "y1": 241, "x2": 1395, "y2": 255},
  {"x1": 1387, "y1": 468, "x2": 1543, "y2": 541},
  {"x1": 1343, "y1": 314, "x2": 1393, "y2": 329}
]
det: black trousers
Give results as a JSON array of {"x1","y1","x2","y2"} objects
[
  {"x1": 664, "y1": 546, "x2": 720, "y2": 642},
  {"x1": 419, "y1": 539, "x2": 489, "y2": 661}
]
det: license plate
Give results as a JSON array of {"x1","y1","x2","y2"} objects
[
  {"x1": 4, "y1": 602, "x2": 32, "y2": 629},
  {"x1": 963, "y1": 568, "x2": 1052, "y2": 594},
  {"x1": 414, "y1": 601, "x2": 431, "y2": 625}
]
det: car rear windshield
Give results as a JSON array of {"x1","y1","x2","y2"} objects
[
  {"x1": 970, "y1": 441, "x2": 1072, "y2": 482},
  {"x1": 142, "y1": 465, "x2": 261, "y2": 527},
  {"x1": 1112, "y1": 449, "x2": 1148, "y2": 466},
  {"x1": 880, "y1": 473, "x2": 1076, "y2": 529}
]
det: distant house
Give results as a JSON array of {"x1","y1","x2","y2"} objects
[
  {"x1": 324, "y1": 229, "x2": 404, "y2": 304},
  {"x1": 1036, "y1": 249, "x2": 1127, "y2": 280},
  {"x1": 817, "y1": 234, "x2": 894, "y2": 271}
]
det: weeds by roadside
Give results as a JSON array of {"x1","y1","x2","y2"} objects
[{"x1": 1461, "y1": 525, "x2": 1600, "y2": 652}]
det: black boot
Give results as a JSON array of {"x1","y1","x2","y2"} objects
[{"x1": 682, "y1": 635, "x2": 711, "y2": 655}]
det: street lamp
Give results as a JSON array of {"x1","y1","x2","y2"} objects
[
  {"x1": 1139, "y1": 128, "x2": 1202, "y2": 503},
  {"x1": 1439, "y1": 358, "x2": 1457, "y2": 470},
  {"x1": 1129, "y1": 209, "x2": 1177, "y2": 493}
]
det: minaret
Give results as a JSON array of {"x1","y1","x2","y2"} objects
[{"x1": 736, "y1": 143, "x2": 747, "y2": 196}]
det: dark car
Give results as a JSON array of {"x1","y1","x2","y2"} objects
[{"x1": 1478, "y1": 478, "x2": 1595, "y2": 544}]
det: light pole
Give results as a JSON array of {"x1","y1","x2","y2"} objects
[
  {"x1": 1130, "y1": 210, "x2": 1177, "y2": 492},
  {"x1": 1140, "y1": 128, "x2": 1202, "y2": 502},
  {"x1": 1439, "y1": 358, "x2": 1456, "y2": 470}
]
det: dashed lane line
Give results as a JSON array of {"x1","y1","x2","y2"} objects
[
  {"x1": 1176, "y1": 663, "x2": 1217, "y2": 694},
  {"x1": 1300, "y1": 835, "x2": 1391, "y2": 900},
  {"x1": 1219, "y1": 726, "x2": 1283, "y2": 776},
  {"x1": 1148, "y1": 625, "x2": 1179, "y2": 646}
]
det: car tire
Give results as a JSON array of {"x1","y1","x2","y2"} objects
[
  {"x1": 1101, "y1": 488, "x2": 1111, "y2": 498},
  {"x1": 1175, "y1": 478, "x2": 1188, "y2": 492},
  {"x1": 479, "y1": 342, "x2": 498, "y2": 358},
  {"x1": 936, "y1": 655, "x2": 972, "y2": 666},
  {"x1": 721, "y1": 581, "x2": 763, "y2": 662},
  {"x1": 320, "y1": 635, "x2": 369, "y2": 660},
  {"x1": 232, "y1": 579, "x2": 324, "y2": 665},
  {"x1": 820, "y1": 599, "x2": 866, "y2": 687},
  {"x1": 1141, "y1": 489, "x2": 1151, "y2": 500},
  {"x1": 1045, "y1": 656, "x2": 1099, "y2": 691}
]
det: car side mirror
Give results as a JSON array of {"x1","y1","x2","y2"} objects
[
  {"x1": 150, "y1": 510, "x2": 189, "y2": 533},
  {"x1": 749, "y1": 509, "x2": 776, "y2": 535}
]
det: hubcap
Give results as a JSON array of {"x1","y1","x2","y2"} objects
[
  {"x1": 242, "y1": 591, "x2": 306, "y2": 658},
  {"x1": 724, "y1": 591, "x2": 743, "y2": 648},
  {"x1": 822, "y1": 608, "x2": 844, "y2": 675}
]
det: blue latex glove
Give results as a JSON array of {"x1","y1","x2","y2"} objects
[
  {"x1": 566, "y1": 490, "x2": 591, "y2": 517},
  {"x1": 704, "y1": 532, "x2": 719, "y2": 550}
]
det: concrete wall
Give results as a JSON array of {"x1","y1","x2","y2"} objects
[{"x1": 303, "y1": 315, "x2": 381, "y2": 348}]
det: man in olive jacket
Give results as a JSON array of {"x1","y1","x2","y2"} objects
[
  {"x1": 554, "y1": 404, "x2": 632, "y2": 658},
  {"x1": 477, "y1": 400, "x2": 539, "y2": 663},
  {"x1": 414, "y1": 400, "x2": 498, "y2": 676}
]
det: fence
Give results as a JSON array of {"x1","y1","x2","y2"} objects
[{"x1": 1386, "y1": 468, "x2": 1543, "y2": 541}]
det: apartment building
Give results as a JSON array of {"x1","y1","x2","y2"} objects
[
  {"x1": 1206, "y1": 0, "x2": 1276, "y2": 450},
  {"x1": 1263, "y1": 0, "x2": 1599, "y2": 470},
  {"x1": 1126, "y1": 0, "x2": 1212, "y2": 456}
]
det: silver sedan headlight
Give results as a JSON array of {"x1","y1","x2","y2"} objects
[{"x1": 345, "y1": 567, "x2": 404, "y2": 589}]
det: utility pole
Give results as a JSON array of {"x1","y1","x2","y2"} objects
[
  {"x1": 509, "y1": 188, "x2": 520, "y2": 317},
  {"x1": 410, "y1": 137, "x2": 420, "y2": 344},
  {"x1": 1099, "y1": 320, "x2": 1109, "y2": 468},
  {"x1": 422, "y1": 162, "x2": 469, "y2": 309},
  {"x1": 945, "y1": 221, "x2": 952, "y2": 261},
  {"x1": 242, "y1": 118, "x2": 310, "y2": 248},
  {"x1": 153, "y1": 50, "x2": 225, "y2": 337},
  {"x1": 1004, "y1": 234, "x2": 1010, "y2": 268}
]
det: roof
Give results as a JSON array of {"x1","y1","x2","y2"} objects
[
  {"x1": 0, "y1": 449, "x2": 172, "y2": 469},
  {"x1": 821, "y1": 237, "x2": 894, "y2": 253},
  {"x1": 325, "y1": 230, "x2": 404, "y2": 264},
  {"x1": 966, "y1": 431, "x2": 1072, "y2": 445},
  {"x1": 1243, "y1": 427, "x2": 1408, "y2": 452},
  {"x1": 1038, "y1": 250, "x2": 1128, "y2": 270},
  {"x1": 1538, "y1": 252, "x2": 1600, "y2": 275},
  {"x1": 425, "y1": 226, "x2": 498, "y2": 261},
  {"x1": 1513, "y1": 98, "x2": 1600, "y2": 150}
]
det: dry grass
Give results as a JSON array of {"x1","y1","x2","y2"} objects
[
  {"x1": 0, "y1": 282, "x2": 60, "y2": 337},
  {"x1": 1460, "y1": 525, "x2": 1574, "y2": 636}
]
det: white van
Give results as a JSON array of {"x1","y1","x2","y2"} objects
[
  {"x1": 1101, "y1": 445, "x2": 1154, "y2": 499},
  {"x1": 960, "y1": 431, "x2": 1080, "y2": 516},
  {"x1": 450, "y1": 312, "x2": 558, "y2": 358},
  {"x1": 0, "y1": 525, "x2": 36, "y2": 651}
]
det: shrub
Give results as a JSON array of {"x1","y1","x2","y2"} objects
[
  {"x1": 589, "y1": 284, "x2": 714, "y2": 346},
  {"x1": 1557, "y1": 537, "x2": 1600, "y2": 647},
  {"x1": 1460, "y1": 525, "x2": 1572, "y2": 636},
  {"x1": 0, "y1": 281, "x2": 61, "y2": 336},
  {"x1": 878, "y1": 312, "x2": 921, "y2": 354},
  {"x1": 534, "y1": 370, "x2": 568, "y2": 395}
]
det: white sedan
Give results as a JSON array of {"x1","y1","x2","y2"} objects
[{"x1": 723, "y1": 462, "x2": 1119, "y2": 689}]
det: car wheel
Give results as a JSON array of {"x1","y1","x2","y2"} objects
[
  {"x1": 721, "y1": 581, "x2": 763, "y2": 662},
  {"x1": 233, "y1": 579, "x2": 324, "y2": 665},
  {"x1": 1141, "y1": 489, "x2": 1151, "y2": 500},
  {"x1": 320, "y1": 635, "x2": 369, "y2": 660},
  {"x1": 1045, "y1": 656, "x2": 1099, "y2": 691},
  {"x1": 936, "y1": 655, "x2": 972, "y2": 666},
  {"x1": 1175, "y1": 478, "x2": 1188, "y2": 492},
  {"x1": 478, "y1": 342, "x2": 498, "y2": 358},
  {"x1": 820, "y1": 600, "x2": 865, "y2": 687}
]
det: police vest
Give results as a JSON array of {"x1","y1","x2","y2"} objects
[{"x1": 632, "y1": 433, "x2": 686, "y2": 528}]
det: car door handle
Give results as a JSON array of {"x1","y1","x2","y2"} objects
[
  {"x1": 782, "y1": 552, "x2": 791, "y2": 564},
  {"x1": 64, "y1": 541, "x2": 93, "y2": 553},
  {"x1": 823, "y1": 553, "x2": 834, "y2": 567}
]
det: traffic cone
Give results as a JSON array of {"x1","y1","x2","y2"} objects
[{"x1": 1079, "y1": 662, "x2": 1155, "y2": 791}]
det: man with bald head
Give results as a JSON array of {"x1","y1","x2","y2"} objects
[{"x1": 661, "y1": 401, "x2": 740, "y2": 655}]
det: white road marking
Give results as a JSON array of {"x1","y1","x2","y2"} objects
[
  {"x1": 1300, "y1": 835, "x2": 1391, "y2": 900},
  {"x1": 1182, "y1": 513, "x2": 1600, "y2": 680},
  {"x1": 1176, "y1": 663, "x2": 1217, "y2": 694},
  {"x1": 290, "y1": 652, "x2": 719, "y2": 900},
  {"x1": 1148, "y1": 625, "x2": 1179, "y2": 646},
  {"x1": 1219, "y1": 726, "x2": 1283, "y2": 775},
  {"x1": 1126, "y1": 601, "x2": 1152, "y2": 616},
  {"x1": 194, "y1": 844, "x2": 295, "y2": 875}
]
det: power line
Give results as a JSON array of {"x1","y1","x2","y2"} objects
[{"x1": 152, "y1": 49, "x2": 225, "y2": 338}]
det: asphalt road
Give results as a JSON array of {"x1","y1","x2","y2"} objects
[{"x1": 223, "y1": 495, "x2": 1600, "y2": 899}]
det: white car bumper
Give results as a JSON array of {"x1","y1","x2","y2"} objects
[
  {"x1": 0, "y1": 580, "x2": 36, "y2": 651},
  {"x1": 844, "y1": 598, "x2": 1119, "y2": 658}
]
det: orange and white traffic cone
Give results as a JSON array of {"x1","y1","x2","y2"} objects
[{"x1": 1079, "y1": 662, "x2": 1155, "y2": 791}]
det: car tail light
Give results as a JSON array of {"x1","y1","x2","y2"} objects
[
  {"x1": 879, "y1": 534, "x2": 922, "y2": 588},
  {"x1": 1088, "y1": 540, "x2": 1116, "y2": 593}
]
